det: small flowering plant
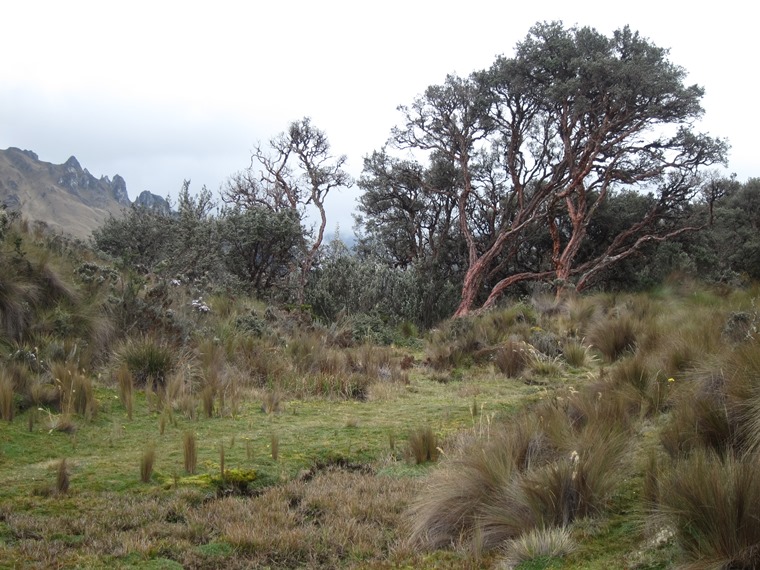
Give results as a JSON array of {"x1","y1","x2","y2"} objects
[{"x1": 191, "y1": 298, "x2": 211, "y2": 313}]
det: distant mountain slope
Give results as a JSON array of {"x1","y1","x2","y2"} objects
[{"x1": 0, "y1": 147, "x2": 147, "y2": 240}]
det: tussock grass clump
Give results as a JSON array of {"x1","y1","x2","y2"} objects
[
  {"x1": 655, "y1": 321, "x2": 760, "y2": 458},
  {"x1": 501, "y1": 527, "x2": 576, "y2": 569},
  {"x1": 56, "y1": 458, "x2": 70, "y2": 495},
  {"x1": 407, "y1": 426, "x2": 440, "y2": 464},
  {"x1": 409, "y1": 399, "x2": 629, "y2": 552},
  {"x1": 0, "y1": 369, "x2": 15, "y2": 421},
  {"x1": 657, "y1": 451, "x2": 760, "y2": 569},
  {"x1": 117, "y1": 336, "x2": 175, "y2": 389},
  {"x1": 611, "y1": 355, "x2": 671, "y2": 416},
  {"x1": 588, "y1": 314, "x2": 637, "y2": 362},
  {"x1": 183, "y1": 431, "x2": 197, "y2": 474},
  {"x1": 140, "y1": 446, "x2": 156, "y2": 483},
  {"x1": 270, "y1": 434, "x2": 279, "y2": 461},
  {"x1": 261, "y1": 390, "x2": 282, "y2": 414},
  {"x1": 562, "y1": 340, "x2": 589, "y2": 368},
  {"x1": 495, "y1": 340, "x2": 532, "y2": 378}
]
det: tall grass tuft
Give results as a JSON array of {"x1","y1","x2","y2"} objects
[
  {"x1": 657, "y1": 450, "x2": 760, "y2": 568},
  {"x1": 270, "y1": 434, "x2": 279, "y2": 461},
  {"x1": 71, "y1": 372, "x2": 96, "y2": 420},
  {"x1": 115, "y1": 364, "x2": 134, "y2": 420},
  {"x1": 56, "y1": 458, "x2": 70, "y2": 495},
  {"x1": 140, "y1": 446, "x2": 156, "y2": 483},
  {"x1": 183, "y1": 431, "x2": 197, "y2": 474},
  {"x1": 588, "y1": 315, "x2": 637, "y2": 362},
  {"x1": 562, "y1": 340, "x2": 589, "y2": 368},
  {"x1": 494, "y1": 340, "x2": 531, "y2": 378},
  {"x1": 117, "y1": 336, "x2": 175, "y2": 390},
  {"x1": 409, "y1": 396, "x2": 629, "y2": 552},
  {"x1": 407, "y1": 425, "x2": 440, "y2": 464},
  {"x1": 0, "y1": 370, "x2": 15, "y2": 421},
  {"x1": 261, "y1": 390, "x2": 282, "y2": 414}
]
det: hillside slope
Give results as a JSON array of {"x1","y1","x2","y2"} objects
[{"x1": 0, "y1": 147, "x2": 131, "y2": 239}]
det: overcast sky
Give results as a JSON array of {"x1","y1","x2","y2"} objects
[{"x1": 1, "y1": 1, "x2": 754, "y2": 233}]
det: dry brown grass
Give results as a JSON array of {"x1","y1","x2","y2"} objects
[
  {"x1": 140, "y1": 446, "x2": 156, "y2": 483},
  {"x1": 55, "y1": 459, "x2": 69, "y2": 495},
  {"x1": 0, "y1": 369, "x2": 14, "y2": 421},
  {"x1": 183, "y1": 431, "x2": 197, "y2": 474}
]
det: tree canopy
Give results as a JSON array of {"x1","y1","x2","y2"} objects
[{"x1": 359, "y1": 21, "x2": 727, "y2": 316}]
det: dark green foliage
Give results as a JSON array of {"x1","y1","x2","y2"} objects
[
  {"x1": 217, "y1": 206, "x2": 303, "y2": 295},
  {"x1": 307, "y1": 238, "x2": 460, "y2": 329},
  {"x1": 93, "y1": 204, "x2": 174, "y2": 271}
]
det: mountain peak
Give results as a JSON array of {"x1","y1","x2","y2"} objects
[
  {"x1": 64, "y1": 155, "x2": 81, "y2": 171},
  {"x1": 0, "y1": 148, "x2": 136, "y2": 239}
]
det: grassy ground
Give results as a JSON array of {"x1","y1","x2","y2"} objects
[
  {"x1": 3, "y1": 219, "x2": 760, "y2": 569},
  {"x1": 0, "y1": 366, "x2": 539, "y2": 569}
]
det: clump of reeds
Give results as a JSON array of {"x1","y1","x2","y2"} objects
[
  {"x1": 140, "y1": 446, "x2": 156, "y2": 483},
  {"x1": 407, "y1": 425, "x2": 440, "y2": 465},
  {"x1": 115, "y1": 364, "x2": 134, "y2": 420},
  {"x1": 0, "y1": 369, "x2": 15, "y2": 421},
  {"x1": 183, "y1": 431, "x2": 197, "y2": 474},
  {"x1": 56, "y1": 458, "x2": 70, "y2": 495}
]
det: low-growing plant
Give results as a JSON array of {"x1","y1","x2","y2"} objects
[
  {"x1": 261, "y1": 390, "x2": 282, "y2": 414},
  {"x1": 501, "y1": 527, "x2": 576, "y2": 569}
]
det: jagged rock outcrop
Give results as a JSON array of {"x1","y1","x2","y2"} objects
[
  {"x1": 135, "y1": 190, "x2": 171, "y2": 214},
  {"x1": 0, "y1": 147, "x2": 166, "y2": 239}
]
